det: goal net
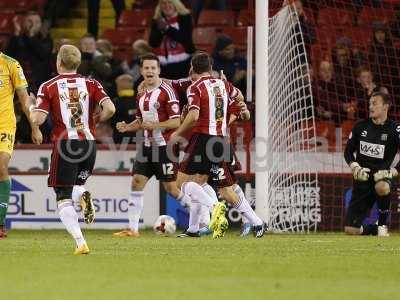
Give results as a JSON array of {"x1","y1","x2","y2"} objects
[
  {"x1": 256, "y1": 0, "x2": 400, "y2": 232},
  {"x1": 256, "y1": 1, "x2": 319, "y2": 232}
]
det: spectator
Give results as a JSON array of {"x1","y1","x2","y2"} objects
[
  {"x1": 110, "y1": 74, "x2": 137, "y2": 144},
  {"x1": 77, "y1": 35, "x2": 124, "y2": 97},
  {"x1": 92, "y1": 39, "x2": 124, "y2": 97},
  {"x1": 212, "y1": 35, "x2": 247, "y2": 94},
  {"x1": 189, "y1": 0, "x2": 228, "y2": 24},
  {"x1": 77, "y1": 33, "x2": 100, "y2": 76},
  {"x1": 149, "y1": 0, "x2": 194, "y2": 79},
  {"x1": 354, "y1": 66, "x2": 388, "y2": 119},
  {"x1": 368, "y1": 22, "x2": 399, "y2": 94},
  {"x1": 87, "y1": 0, "x2": 125, "y2": 38},
  {"x1": 6, "y1": 11, "x2": 53, "y2": 93},
  {"x1": 284, "y1": 0, "x2": 316, "y2": 64},
  {"x1": 314, "y1": 60, "x2": 345, "y2": 125},
  {"x1": 331, "y1": 37, "x2": 364, "y2": 99},
  {"x1": 121, "y1": 39, "x2": 152, "y2": 88}
]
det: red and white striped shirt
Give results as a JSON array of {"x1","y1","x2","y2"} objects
[
  {"x1": 34, "y1": 73, "x2": 110, "y2": 141},
  {"x1": 136, "y1": 80, "x2": 180, "y2": 146},
  {"x1": 187, "y1": 76, "x2": 238, "y2": 136}
]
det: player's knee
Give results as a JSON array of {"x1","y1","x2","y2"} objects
[
  {"x1": 0, "y1": 154, "x2": 10, "y2": 179},
  {"x1": 375, "y1": 181, "x2": 390, "y2": 196},
  {"x1": 163, "y1": 182, "x2": 179, "y2": 197},
  {"x1": 54, "y1": 187, "x2": 73, "y2": 202},
  {"x1": 218, "y1": 186, "x2": 237, "y2": 204},
  {"x1": 344, "y1": 226, "x2": 361, "y2": 235},
  {"x1": 131, "y1": 175, "x2": 145, "y2": 191}
]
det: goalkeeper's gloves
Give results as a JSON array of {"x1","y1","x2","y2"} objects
[
  {"x1": 350, "y1": 162, "x2": 370, "y2": 181},
  {"x1": 373, "y1": 168, "x2": 399, "y2": 182}
]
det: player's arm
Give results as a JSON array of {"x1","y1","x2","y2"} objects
[
  {"x1": 98, "y1": 98, "x2": 115, "y2": 122},
  {"x1": 174, "y1": 109, "x2": 198, "y2": 137},
  {"x1": 374, "y1": 124, "x2": 400, "y2": 182},
  {"x1": 116, "y1": 118, "x2": 142, "y2": 133},
  {"x1": 143, "y1": 117, "x2": 180, "y2": 131},
  {"x1": 344, "y1": 124, "x2": 370, "y2": 181},
  {"x1": 16, "y1": 89, "x2": 43, "y2": 144},
  {"x1": 30, "y1": 109, "x2": 47, "y2": 126}
]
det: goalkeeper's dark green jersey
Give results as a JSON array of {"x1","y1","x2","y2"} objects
[{"x1": 344, "y1": 118, "x2": 400, "y2": 173}]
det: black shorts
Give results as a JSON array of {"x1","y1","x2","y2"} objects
[
  {"x1": 208, "y1": 144, "x2": 239, "y2": 188},
  {"x1": 180, "y1": 133, "x2": 234, "y2": 187},
  {"x1": 48, "y1": 140, "x2": 96, "y2": 187},
  {"x1": 132, "y1": 145, "x2": 178, "y2": 182},
  {"x1": 345, "y1": 177, "x2": 392, "y2": 227}
]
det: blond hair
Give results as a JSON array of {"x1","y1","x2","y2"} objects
[
  {"x1": 153, "y1": 0, "x2": 190, "y2": 19},
  {"x1": 58, "y1": 44, "x2": 81, "y2": 71}
]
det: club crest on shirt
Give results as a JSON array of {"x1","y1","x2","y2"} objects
[
  {"x1": 396, "y1": 125, "x2": 400, "y2": 132},
  {"x1": 361, "y1": 130, "x2": 367, "y2": 137},
  {"x1": 381, "y1": 134, "x2": 388, "y2": 141},
  {"x1": 153, "y1": 102, "x2": 160, "y2": 109},
  {"x1": 171, "y1": 103, "x2": 179, "y2": 113}
]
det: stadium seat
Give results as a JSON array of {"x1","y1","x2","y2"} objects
[
  {"x1": 315, "y1": 120, "x2": 336, "y2": 151},
  {"x1": 192, "y1": 27, "x2": 217, "y2": 51},
  {"x1": 317, "y1": 8, "x2": 352, "y2": 28},
  {"x1": 197, "y1": 10, "x2": 235, "y2": 27},
  {"x1": 117, "y1": 9, "x2": 153, "y2": 28},
  {"x1": 229, "y1": 121, "x2": 253, "y2": 147},
  {"x1": 237, "y1": 9, "x2": 255, "y2": 26},
  {"x1": 131, "y1": 0, "x2": 158, "y2": 8},
  {"x1": 0, "y1": 12, "x2": 18, "y2": 34},
  {"x1": 102, "y1": 28, "x2": 146, "y2": 47},
  {"x1": 341, "y1": 27, "x2": 371, "y2": 51},
  {"x1": 358, "y1": 7, "x2": 395, "y2": 25}
]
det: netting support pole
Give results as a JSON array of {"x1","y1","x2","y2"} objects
[{"x1": 255, "y1": 0, "x2": 269, "y2": 222}]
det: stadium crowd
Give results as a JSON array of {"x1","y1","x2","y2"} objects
[{"x1": 0, "y1": 0, "x2": 400, "y2": 149}]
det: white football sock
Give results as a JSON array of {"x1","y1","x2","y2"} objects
[
  {"x1": 72, "y1": 185, "x2": 86, "y2": 203},
  {"x1": 128, "y1": 191, "x2": 144, "y2": 232},
  {"x1": 177, "y1": 190, "x2": 191, "y2": 208},
  {"x1": 233, "y1": 184, "x2": 250, "y2": 224},
  {"x1": 182, "y1": 181, "x2": 217, "y2": 208},
  {"x1": 58, "y1": 200, "x2": 86, "y2": 247},
  {"x1": 233, "y1": 185, "x2": 262, "y2": 226},
  {"x1": 199, "y1": 205, "x2": 210, "y2": 227},
  {"x1": 199, "y1": 184, "x2": 216, "y2": 226},
  {"x1": 188, "y1": 201, "x2": 202, "y2": 233}
]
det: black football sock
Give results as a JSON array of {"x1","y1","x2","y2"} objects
[
  {"x1": 361, "y1": 224, "x2": 378, "y2": 236},
  {"x1": 377, "y1": 195, "x2": 390, "y2": 226}
]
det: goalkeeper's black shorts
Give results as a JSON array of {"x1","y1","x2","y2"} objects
[{"x1": 345, "y1": 178, "x2": 392, "y2": 227}]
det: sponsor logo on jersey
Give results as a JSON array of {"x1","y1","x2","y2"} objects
[
  {"x1": 361, "y1": 130, "x2": 367, "y2": 137},
  {"x1": 360, "y1": 141, "x2": 385, "y2": 159},
  {"x1": 381, "y1": 134, "x2": 388, "y2": 141}
]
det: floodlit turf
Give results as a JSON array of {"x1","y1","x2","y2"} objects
[{"x1": 1, "y1": 230, "x2": 400, "y2": 300}]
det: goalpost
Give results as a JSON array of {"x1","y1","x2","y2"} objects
[{"x1": 255, "y1": 1, "x2": 320, "y2": 232}]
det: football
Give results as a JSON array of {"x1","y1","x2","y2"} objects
[{"x1": 153, "y1": 215, "x2": 177, "y2": 236}]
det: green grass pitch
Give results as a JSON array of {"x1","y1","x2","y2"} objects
[{"x1": 1, "y1": 230, "x2": 400, "y2": 300}]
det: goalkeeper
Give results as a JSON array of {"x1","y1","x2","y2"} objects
[{"x1": 344, "y1": 92, "x2": 400, "y2": 237}]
